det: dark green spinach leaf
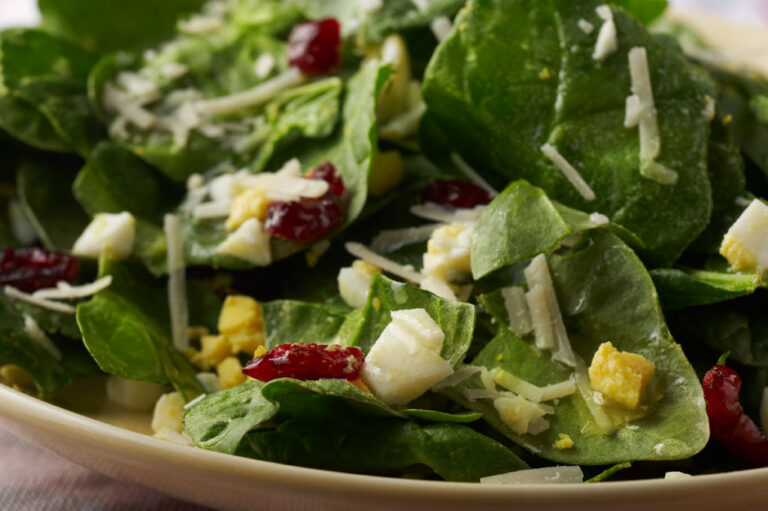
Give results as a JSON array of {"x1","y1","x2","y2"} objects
[{"x1": 422, "y1": 0, "x2": 712, "y2": 265}]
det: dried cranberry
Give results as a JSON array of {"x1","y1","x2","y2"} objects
[
  {"x1": 703, "y1": 362, "x2": 768, "y2": 467},
  {"x1": 287, "y1": 18, "x2": 342, "y2": 76},
  {"x1": 306, "y1": 161, "x2": 345, "y2": 197},
  {"x1": 0, "y1": 247, "x2": 79, "y2": 293},
  {"x1": 421, "y1": 179, "x2": 494, "y2": 209},
  {"x1": 265, "y1": 192, "x2": 343, "y2": 243},
  {"x1": 243, "y1": 343, "x2": 365, "y2": 382}
]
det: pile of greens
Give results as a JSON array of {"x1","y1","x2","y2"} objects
[{"x1": 2, "y1": 0, "x2": 768, "y2": 482}]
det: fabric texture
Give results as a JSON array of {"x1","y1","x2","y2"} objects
[{"x1": 0, "y1": 427, "x2": 209, "y2": 511}]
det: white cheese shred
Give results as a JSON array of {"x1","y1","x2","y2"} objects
[
  {"x1": 430, "y1": 16, "x2": 453, "y2": 42},
  {"x1": 33, "y1": 276, "x2": 113, "y2": 300},
  {"x1": 195, "y1": 68, "x2": 305, "y2": 116},
  {"x1": 627, "y1": 47, "x2": 679, "y2": 186},
  {"x1": 193, "y1": 201, "x2": 233, "y2": 220},
  {"x1": 4, "y1": 286, "x2": 76, "y2": 314},
  {"x1": 449, "y1": 153, "x2": 498, "y2": 196},
  {"x1": 370, "y1": 224, "x2": 442, "y2": 254},
  {"x1": 480, "y1": 466, "x2": 584, "y2": 485},
  {"x1": 524, "y1": 255, "x2": 578, "y2": 368},
  {"x1": 540, "y1": 144, "x2": 596, "y2": 201},
  {"x1": 410, "y1": 203, "x2": 485, "y2": 224},
  {"x1": 23, "y1": 315, "x2": 62, "y2": 360},
  {"x1": 592, "y1": 5, "x2": 618, "y2": 61},
  {"x1": 578, "y1": 19, "x2": 594, "y2": 34},
  {"x1": 501, "y1": 286, "x2": 533, "y2": 337},
  {"x1": 345, "y1": 242, "x2": 424, "y2": 284},
  {"x1": 165, "y1": 214, "x2": 190, "y2": 352},
  {"x1": 432, "y1": 366, "x2": 482, "y2": 391}
]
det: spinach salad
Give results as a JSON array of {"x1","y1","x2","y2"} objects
[{"x1": 2, "y1": 0, "x2": 768, "y2": 483}]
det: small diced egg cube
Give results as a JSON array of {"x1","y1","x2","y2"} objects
[
  {"x1": 217, "y1": 356, "x2": 246, "y2": 389},
  {"x1": 72, "y1": 212, "x2": 135, "y2": 261},
  {"x1": 151, "y1": 392, "x2": 185, "y2": 434},
  {"x1": 218, "y1": 295, "x2": 265, "y2": 354},
  {"x1": 555, "y1": 433, "x2": 574, "y2": 450},
  {"x1": 225, "y1": 188, "x2": 269, "y2": 231},
  {"x1": 423, "y1": 223, "x2": 473, "y2": 282},
  {"x1": 361, "y1": 308, "x2": 453, "y2": 405},
  {"x1": 190, "y1": 334, "x2": 231, "y2": 371},
  {"x1": 720, "y1": 199, "x2": 768, "y2": 274},
  {"x1": 216, "y1": 217, "x2": 271, "y2": 266},
  {"x1": 337, "y1": 259, "x2": 381, "y2": 309},
  {"x1": 588, "y1": 342, "x2": 655, "y2": 410}
]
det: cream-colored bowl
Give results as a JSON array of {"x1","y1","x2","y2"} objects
[{"x1": 3, "y1": 10, "x2": 768, "y2": 511}]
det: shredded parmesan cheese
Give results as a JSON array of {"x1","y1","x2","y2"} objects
[
  {"x1": 450, "y1": 153, "x2": 498, "y2": 196},
  {"x1": 4, "y1": 286, "x2": 76, "y2": 314},
  {"x1": 195, "y1": 68, "x2": 305, "y2": 117},
  {"x1": 540, "y1": 144, "x2": 596, "y2": 201},
  {"x1": 370, "y1": 224, "x2": 441, "y2": 254},
  {"x1": 165, "y1": 214, "x2": 189, "y2": 352},
  {"x1": 254, "y1": 53, "x2": 276, "y2": 79},
  {"x1": 23, "y1": 315, "x2": 61, "y2": 360},
  {"x1": 430, "y1": 16, "x2": 453, "y2": 42},
  {"x1": 345, "y1": 242, "x2": 424, "y2": 283},
  {"x1": 33, "y1": 276, "x2": 113, "y2": 300},
  {"x1": 501, "y1": 286, "x2": 533, "y2": 337},
  {"x1": 593, "y1": 5, "x2": 618, "y2": 61},
  {"x1": 410, "y1": 203, "x2": 485, "y2": 224},
  {"x1": 627, "y1": 47, "x2": 678, "y2": 185},
  {"x1": 432, "y1": 366, "x2": 482, "y2": 391},
  {"x1": 578, "y1": 19, "x2": 594, "y2": 34},
  {"x1": 193, "y1": 201, "x2": 232, "y2": 220}
]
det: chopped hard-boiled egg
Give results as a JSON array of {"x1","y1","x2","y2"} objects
[
  {"x1": 225, "y1": 188, "x2": 269, "y2": 231},
  {"x1": 190, "y1": 334, "x2": 231, "y2": 371},
  {"x1": 555, "y1": 433, "x2": 574, "y2": 450},
  {"x1": 216, "y1": 217, "x2": 271, "y2": 266},
  {"x1": 105, "y1": 375, "x2": 166, "y2": 411},
  {"x1": 151, "y1": 392, "x2": 185, "y2": 436},
  {"x1": 361, "y1": 308, "x2": 453, "y2": 405},
  {"x1": 422, "y1": 223, "x2": 473, "y2": 282},
  {"x1": 338, "y1": 259, "x2": 381, "y2": 309},
  {"x1": 0, "y1": 365, "x2": 34, "y2": 391},
  {"x1": 588, "y1": 342, "x2": 655, "y2": 410},
  {"x1": 720, "y1": 199, "x2": 768, "y2": 274},
  {"x1": 368, "y1": 150, "x2": 404, "y2": 198},
  {"x1": 217, "y1": 356, "x2": 247, "y2": 389},
  {"x1": 218, "y1": 295, "x2": 265, "y2": 354},
  {"x1": 72, "y1": 212, "x2": 136, "y2": 260}
]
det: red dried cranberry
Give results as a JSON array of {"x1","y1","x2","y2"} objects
[
  {"x1": 421, "y1": 179, "x2": 494, "y2": 209},
  {"x1": 306, "y1": 161, "x2": 345, "y2": 197},
  {"x1": 288, "y1": 18, "x2": 342, "y2": 76},
  {"x1": 265, "y1": 192, "x2": 343, "y2": 243},
  {"x1": 0, "y1": 247, "x2": 79, "y2": 293},
  {"x1": 243, "y1": 343, "x2": 365, "y2": 382}
]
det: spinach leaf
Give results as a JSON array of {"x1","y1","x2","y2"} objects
[
  {"x1": 613, "y1": 0, "x2": 667, "y2": 25},
  {"x1": 38, "y1": 0, "x2": 208, "y2": 52},
  {"x1": 422, "y1": 0, "x2": 713, "y2": 265},
  {"x1": 471, "y1": 180, "x2": 640, "y2": 279},
  {"x1": 174, "y1": 60, "x2": 388, "y2": 269},
  {"x1": 184, "y1": 380, "x2": 278, "y2": 454},
  {"x1": 239, "y1": 418, "x2": 528, "y2": 481},
  {"x1": 343, "y1": 274, "x2": 475, "y2": 365},
  {"x1": 185, "y1": 376, "x2": 483, "y2": 456},
  {"x1": 667, "y1": 292, "x2": 768, "y2": 368},
  {"x1": 0, "y1": 297, "x2": 97, "y2": 399},
  {"x1": 75, "y1": 261, "x2": 213, "y2": 400},
  {"x1": 0, "y1": 29, "x2": 100, "y2": 154},
  {"x1": 262, "y1": 300, "x2": 348, "y2": 349},
  {"x1": 444, "y1": 232, "x2": 708, "y2": 464},
  {"x1": 13, "y1": 302, "x2": 81, "y2": 340},
  {"x1": 16, "y1": 157, "x2": 90, "y2": 251},
  {"x1": 651, "y1": 268, "x2": 761, "y2": 310},
  {"x1": 72, "y1": 141, "x2": 180, "y2": 221}
]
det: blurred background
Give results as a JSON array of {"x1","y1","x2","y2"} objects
[{"x1": 2, "y1": 0, "x2": 768, "y2": 30}]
